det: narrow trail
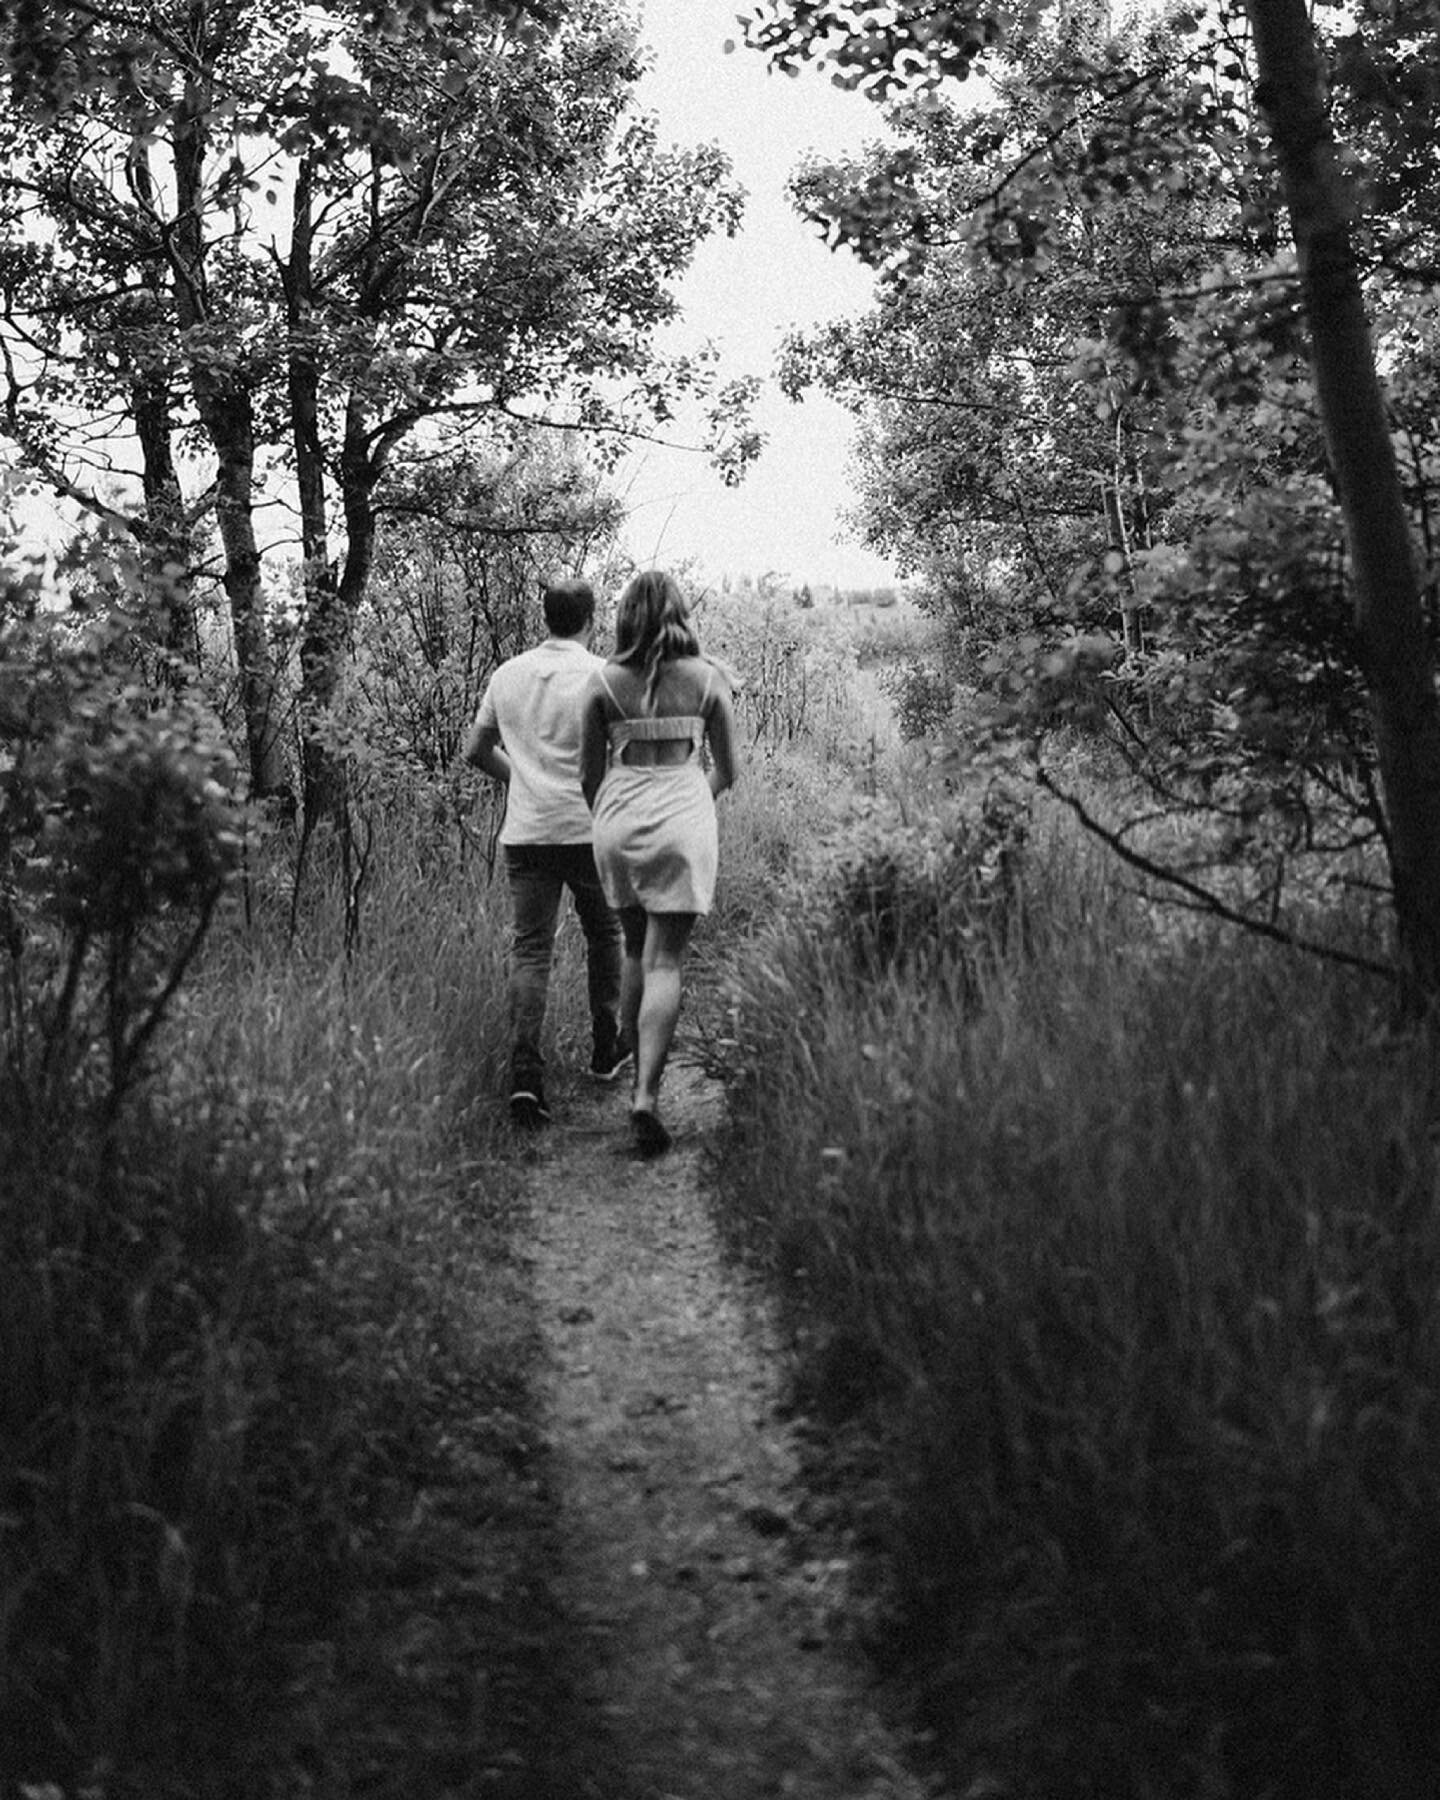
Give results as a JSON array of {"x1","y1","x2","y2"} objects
[{"x1": 519, "y1": 1044, "x2": 940, "y2": 1800}]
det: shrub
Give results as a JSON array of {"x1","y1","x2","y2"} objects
[
  {"x1": 818, "y1": 785, "x2": 1027, "y2": 984},
  {"x1": 879, "y1": 659, "x2": 955, "y2": 742},
  {"x1": 1, "y1": 609, "x2": 243, "y2": 1118}
]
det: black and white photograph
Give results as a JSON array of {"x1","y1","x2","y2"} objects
[{"x1": 4, "y1": 0, "x2": 1440, "y2": 1794}]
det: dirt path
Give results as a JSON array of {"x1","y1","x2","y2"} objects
[{"x1": 519, "y1": 1043, "x2": 942, "y2": 1800}]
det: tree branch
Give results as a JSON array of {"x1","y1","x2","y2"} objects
[{"x1": 1034, "y1": 762, "x2": 1393, "y2": 979}]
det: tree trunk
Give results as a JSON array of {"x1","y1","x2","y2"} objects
[
  {"x1": 338, "y1": 392, "x2": 381, "y2": 624},
  {"x1": 286, "y1": 152, "x2": 347, "y2": 825},
  {"x1": 171, "y1": 59, "x2": 288, "y2": 800},
  {"x1": 211, "y1": 400, "x2": 288, "y2": 797},
  {"x1": 120, "y1": 142, "x2": 198, "y2": 673},
  {"x1": 1247, "y1": 0, "x2": 1440, "y2": 1007},
  {"x1": 132, "y1": 361, "x2": 197, "y2": 671},
  {"x1": 1101, "y1": 482, "x2": 1144, "y2": 655}
]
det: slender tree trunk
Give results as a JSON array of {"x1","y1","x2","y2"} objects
[
  {"x1": 132, "y1": 361, "x2": 197, "y2": 670},
  {"x1": 210, "y1": 402, "x2": 288, "y2": 795},
  {"x1": 338, "y1": 393, "x2": 380, "y2": 622},
  {"x1": 113, "y1": 139, "x2": 197, "y2": 671},
  {"x1": 1247, "y1": 0, "x2": 1440, "y2": 1006},
  {"x1": 1101, "y1": 482, "x2": 1144, "y2": 655},
  {"x1": 286, "y1": 152, "x2": 347, "y2": 824},
  {"x1": 291, "y1": 387, "x2": 382, "y2": 825},
  {"x1": 291, "y1": 142, "x2": 397, "y2": 823},
  {"x1": 171, "y1": 56, "x2": 288, "y2": 799}
]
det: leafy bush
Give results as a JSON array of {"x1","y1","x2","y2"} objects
[
  {"x1": 1, "y1": 609, "x2": 243, "y2": 1117},
  {"x1": 790, "y1": 781, "x2": 1028, "y2": 989},
  {"x1": 848, "y1": 603, "x2": 927, "y2": 669},
  {"x1": 878, "y1": 658, "x2": 954, "y2": 741}
]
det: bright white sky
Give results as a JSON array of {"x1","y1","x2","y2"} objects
[{"x1": 619, "y1": 1, "x2": 897, "y2": 592}]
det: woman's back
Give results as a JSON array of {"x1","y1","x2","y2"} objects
[{"x1": 600, "y1": 654, "x2": 714, "y2": 719}]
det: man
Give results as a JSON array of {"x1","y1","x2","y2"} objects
[{"x1": 462, "y1": 577, "x2": 629, "y2": 1126}]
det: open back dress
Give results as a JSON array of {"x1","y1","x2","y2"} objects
[{"x1": 590, "y1": 662, "x2": 719, "y2": 915}]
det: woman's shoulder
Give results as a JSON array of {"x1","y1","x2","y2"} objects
[
  {"x1": 665, "y1": 655, "x2": 727, "y2": 707},
  {"x1": 588, "y1": 661, "x2": 629, "y2": 700},
  {"x1": 671, "y1": 651, "x2": 727, "y2": 681}
]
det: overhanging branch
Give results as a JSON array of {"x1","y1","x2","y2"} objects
[{"x1": 1034, "y1": 762, "x2": 1393, "y2": 980}]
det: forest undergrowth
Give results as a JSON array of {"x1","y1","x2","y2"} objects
[{"x1": 9, "y1": 674, "x2": 1440, "y2": 1800}]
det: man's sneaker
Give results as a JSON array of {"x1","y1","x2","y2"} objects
[
  {"x1": 509, "y1": 1083, "x2": 551, "y2": 1128},
  {"x1": 589, "y1": 1041, "x2": 634, "y2": 1084}
]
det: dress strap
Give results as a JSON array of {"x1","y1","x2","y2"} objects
[{"x1": 597, "y1": 666, "x2": 624, "y2": 711}]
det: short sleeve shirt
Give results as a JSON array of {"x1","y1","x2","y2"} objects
[{"x1": 475, "y1": 637, "x2": 602, "y2": 846}]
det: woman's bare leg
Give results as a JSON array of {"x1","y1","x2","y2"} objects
[
  {"x1": 633, "y1": 911, "x2": 697, "y2": 1117},
  {"x1": 617, "y1": 906, "x2": 647, "y2": 1067}
]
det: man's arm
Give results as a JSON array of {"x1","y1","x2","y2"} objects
[
  {"x1": 462, "y1": 718, "x2": 510, "y2": 786},
  {"x1": 580, "y1": 686, "x2": 608, "y2": 810}
]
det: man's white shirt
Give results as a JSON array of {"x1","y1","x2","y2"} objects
[{"x1": 474, "y1": 637, "x2": 603, "y2": 845}]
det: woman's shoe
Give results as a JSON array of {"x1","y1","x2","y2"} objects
[{"x1": 629, "y1": 1108, "x2": 672, "y2": 1158}]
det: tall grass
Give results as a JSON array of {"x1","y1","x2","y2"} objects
[
  {"x1": 709, "y1": 741, "x2": 855, "y2": 940},
  {"x1": 2, "y1": 800, "x2": 551, "y2": 1795},
  {"x1": 710, "y1": 793, "x2": 1440, "y2": 1799}
]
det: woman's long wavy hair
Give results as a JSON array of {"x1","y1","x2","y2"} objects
[{"x1": 614, "y1": 570, "x2": 701, "y2": 708}]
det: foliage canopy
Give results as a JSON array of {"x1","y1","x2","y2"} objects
[{"x1": 746, "y1": 0, "x2": 1440, "y2": 1001}]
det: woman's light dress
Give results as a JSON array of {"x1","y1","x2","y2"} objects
[{"x1": 591, "y1": 666, "x2": 718, "y2": 915}]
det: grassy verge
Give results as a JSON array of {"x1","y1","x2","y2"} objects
[
  {"x1": 2, "y1": 803, "x2": 591, "y2": 1797},
  {"x1": 708, "y1": 779, "x2": 1440, "y2": 1799}
]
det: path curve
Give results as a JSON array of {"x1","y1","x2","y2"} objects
[{"x1": 521, "y1": 1045, "x2": 941, "y2": 1800}]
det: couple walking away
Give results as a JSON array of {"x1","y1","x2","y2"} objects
[{"x1": 463, "y1": 570, "x2": 738, "y2": 1159}]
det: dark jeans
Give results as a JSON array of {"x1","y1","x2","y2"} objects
[{"x1": 504, "y1": 843, "x2": 621, "y2": 1086}]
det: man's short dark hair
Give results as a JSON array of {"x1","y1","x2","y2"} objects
[{"x1": 543, "y1": 578, "x2": 596, "y2": 637}]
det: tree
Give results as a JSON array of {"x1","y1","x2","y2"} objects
[
  {"x1": 777, "y1": 72, "x2": 1205, "y2": 631},
  {"x1": 356, "y1": 432, "x2": 624, "y2": 775},
  {"x1": 1, "y1": 0, "x2": 752, "y2": 818},
  {"x1": 272, "y1": 0, "x2": 747, "y2": 816},
  {"x1": 1247, "y1": 0, "x2": 1440, "y2": 1001},
  {"x1": 742, "y1": 0, "x2": 1440, "y2": 1006},
  {"x1": 3, "y1": 0, "x2": 326, "y2": 800}
]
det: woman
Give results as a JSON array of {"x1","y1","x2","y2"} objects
[{"x1": 581, "y1": 570, "x2": 738, "y2": 1157}]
